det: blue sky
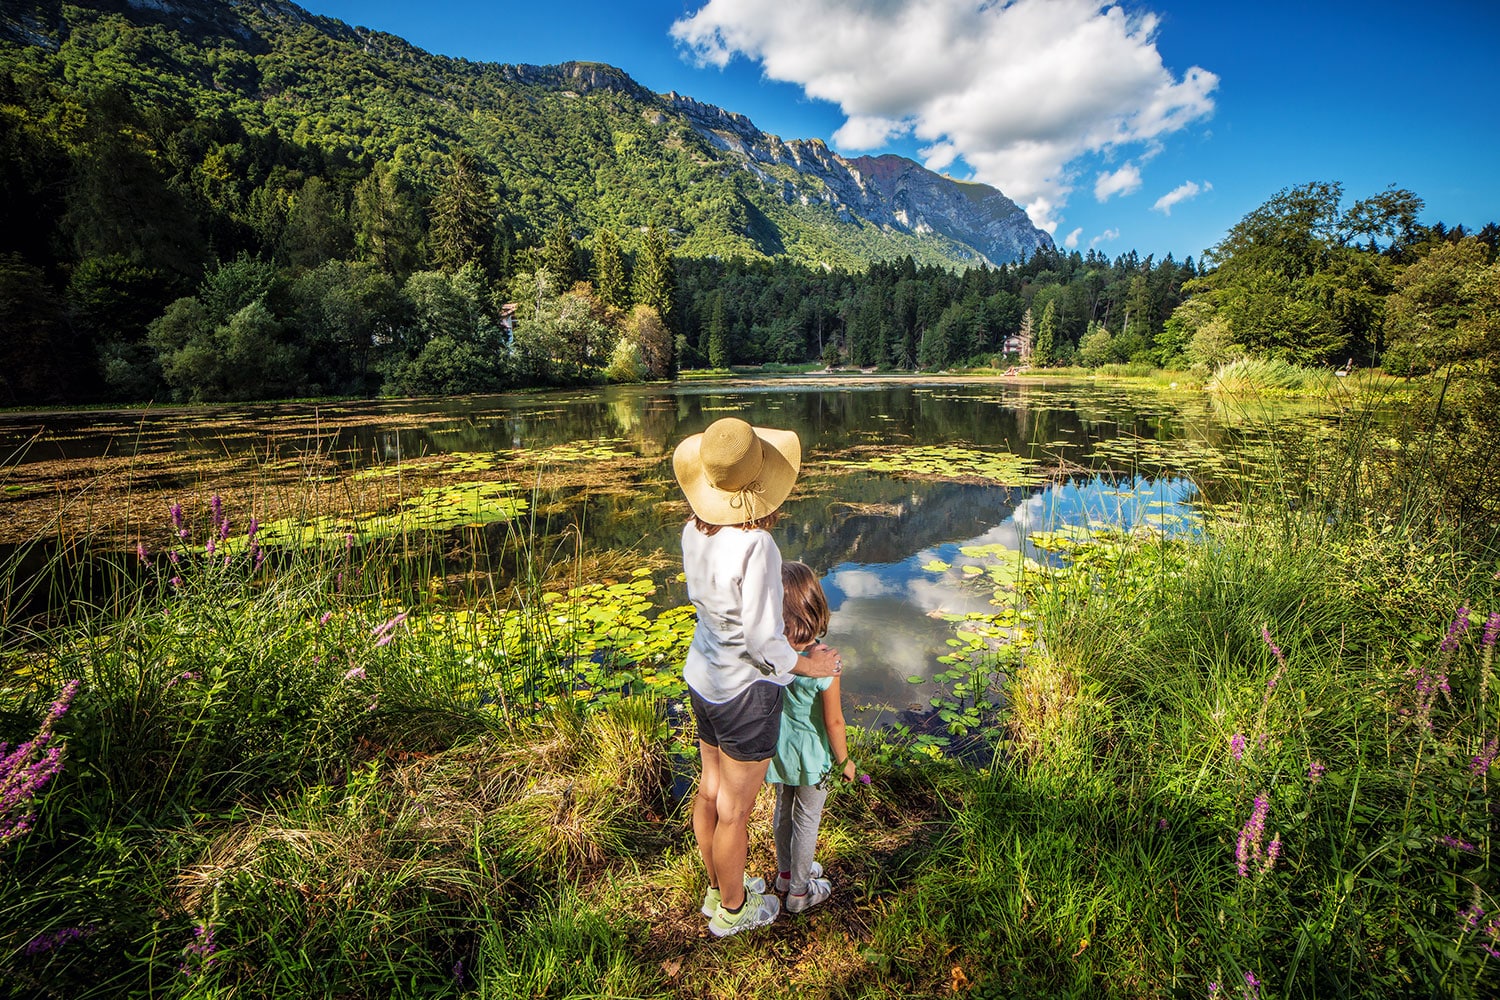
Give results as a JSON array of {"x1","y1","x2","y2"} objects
[{"x1": 302, "y1": 0, "x2": 1498, "y2": 264}]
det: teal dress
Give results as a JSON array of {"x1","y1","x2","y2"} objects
[{"x1": 766, "y1": 675, "x2": 834, "y2": 786}]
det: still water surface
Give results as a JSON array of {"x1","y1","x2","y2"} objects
[{"x1": 4, "y1": 378, "x2": 1275, "y2": 722}]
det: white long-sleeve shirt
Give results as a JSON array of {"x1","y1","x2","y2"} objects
[{"x1": 681, "y1": 521, "x2": 800, "y2": 703}]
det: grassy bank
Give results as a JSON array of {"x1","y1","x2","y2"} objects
[{"x1": 3, "y1": 426, "x2": 1498, "y2": 998}]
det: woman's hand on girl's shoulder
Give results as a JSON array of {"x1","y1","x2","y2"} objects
[{"x1": 793, "y1": 642, "x2": 842, "y2": 679}]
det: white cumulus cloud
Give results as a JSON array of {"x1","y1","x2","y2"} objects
[
  {"x1": 1152, "y1": 179, "x2": 1212, "y2": 215},
  {"x1": 671, "y1": 0, "x2": 1217, "y2": 232},
  {"x1": 1063, "y1": 227, "x2": 1083, "y2": 249},
  {"x1": 1089, "y1": 227, "x2": 1120, "y2": 248},
  {"x1": 1094, "y1": 162, "x2": 1142, "y2": 201}
]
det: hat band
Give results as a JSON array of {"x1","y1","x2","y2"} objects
[{"x1": 727, "y1": 480, "x2": 766, "y2": 521}]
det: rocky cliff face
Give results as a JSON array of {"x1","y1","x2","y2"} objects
[{"x1": 665, "y1": 93, "x2": 1053, "y2": 264}]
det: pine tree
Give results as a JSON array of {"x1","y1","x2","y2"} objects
[
  {"x1": 1034, "y1": 303, "x2": 1056, "y2": 366},
  {"x1": 632, "y1": 226, "x2": 674, "y2": 321},
  {"x1": 593, "y1": 228, "x2": 628, "y2": 309},
  {"x1": 707, "y1": 291, "x2": 729, "y2": 369},
  {"x1": 428, "y1": 149, "x2": 494, "y2": 274},
  {"x1": 352, "y1": 161, "x2": 421, "y2": 276},
  {"x1": 540, "y1": 215, "x2": 577, "y2": 288}
]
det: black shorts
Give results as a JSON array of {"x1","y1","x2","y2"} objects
[{"x1": 690, "y1": 681, "x2": 785, "y2": 763}]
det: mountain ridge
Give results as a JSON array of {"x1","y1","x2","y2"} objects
[{"x1": 0, "y1": 0, "x2": 1054, "y2": 267}]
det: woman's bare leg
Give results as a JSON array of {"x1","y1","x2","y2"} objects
[
  {"x1": 709, "y1": 751, "x2": 772, "y2": 911},
  {"x1": 693, "y1": 739, "x2": 723, "y2": 890}
]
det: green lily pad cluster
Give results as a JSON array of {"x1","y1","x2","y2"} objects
[
  {"x1": 219, "y1": 481, "x2": 529, "y2": 551},
  {"x1": 417, "y1": 569, "x2": 696, "y2": 710},
  {"x1": 511, "y1": 440, "x2": 637, "y2": 464},
  {"x1": 831, "y1": 445, "x2": 1048, "y2": 486},
  {"x1": 1087, "y1": 436, "x2": 1242, "y2": 481}
]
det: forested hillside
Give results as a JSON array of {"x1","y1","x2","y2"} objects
[{"x1": 0, "y1": 0, "x2": 1496, "y2": 416}]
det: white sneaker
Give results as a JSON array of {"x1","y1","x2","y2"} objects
[
  {"x1": 708, "y1": 889, "x2": 780, "y2": 937},
  {"x1": 784, "y1": 877, "x2": 832, "y2": 914},
  {"x1": 773, "y1": 861, "x2": 823, "y2": 894}
]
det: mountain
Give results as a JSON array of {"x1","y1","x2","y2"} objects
[
  {"x1": 0, "y1": 0, "x2": 1052, "y2": 270},
  {"x1": 668, "y1": 93, "x2": 1052, "y2": 265}
]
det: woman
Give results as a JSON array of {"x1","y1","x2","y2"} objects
[{"x1": 673, "y1": 416, "x2": 842, "y2": 937}]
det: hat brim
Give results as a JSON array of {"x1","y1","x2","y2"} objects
[{"x1": 673, "y1": 425, "x2": 801, "y2": 525}]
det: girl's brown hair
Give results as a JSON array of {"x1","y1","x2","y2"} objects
[
  {"x1": 689, "y1": 511, "x2": 781, "y2": 535},
  {"x1": 781, "y1": 560, "x2": 830, "y2": 648}
]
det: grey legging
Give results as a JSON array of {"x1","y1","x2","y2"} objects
[{"x1": 772, "y1": 782, "x2": 829, "y2": 894}]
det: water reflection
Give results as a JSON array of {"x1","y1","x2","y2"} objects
[{"x1": 808, "y1": 474, "x2": 1199, "y2": 723}]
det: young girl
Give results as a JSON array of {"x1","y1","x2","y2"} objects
[
  {"x1": 673, "y1": 417, "x2": 842, "y2": 937},
  {"x1": 766, "y1": 560, "x2": 856, "y2": 913}
]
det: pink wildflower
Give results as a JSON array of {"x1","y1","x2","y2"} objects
[
  {"x1": 1472, "y1": 739, "x2": 1498, "y2": 776},
  {"x1": 1308, "y1": 761, "x2": 1326, "y2": 784},
  {"x1": 1235, "y1": 795, "x2": 1271, "y2": 877},
  {"x1": 1229, "y1": 733, "x2": 1246, "y2": 761}
]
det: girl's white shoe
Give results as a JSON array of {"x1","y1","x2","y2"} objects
[
  {"x1": 773, "y1": 861, "x2": 823, "y2": 894},
  {"x1": 784, "y1": 876, "x2": 832, "y2": 913}
]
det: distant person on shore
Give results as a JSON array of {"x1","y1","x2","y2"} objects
[
  {"x1": 673, "y1": 417, "x2": 843, "y2": 938},
  {"x1": 767, "y1": 560, "x2": 856, "y2": 914}
]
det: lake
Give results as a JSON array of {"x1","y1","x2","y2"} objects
[{"x1": 1, "y1": 376, "x2": 1300, "y2": 724}]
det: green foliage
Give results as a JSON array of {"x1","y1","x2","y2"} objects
[
  {"x1": 1077, "y1": 320, "x2": 1115, "y2": 368},
  {"x1": 1205, "y1": 357, "x2": 1329, "y2": 395}
]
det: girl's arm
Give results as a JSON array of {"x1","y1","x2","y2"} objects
[{"x1": 820, "y1": 677, "x2": 857, "y2": 782}]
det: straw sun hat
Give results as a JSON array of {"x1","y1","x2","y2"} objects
[{"x1": 673, "y1": 417, "x2": 801, "y2": 526}]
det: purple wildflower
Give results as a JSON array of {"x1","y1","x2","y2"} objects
[
  {"x1": 210, "y1": 494, "x2": 222, "y2": 529},
  {"x1": 1229, "y1": 733, "x2": 1246, "y2": 761},
  {"x1": 859, "y1": 773, "x2": 872, "y2": 785},
  {"x1": 343, "y1": 667, "x2": 366, "y2": 682},
  {"x1": 346, "y1": 532, "x2": 355, "y2": 550},
  {"x1": 1158, "y1": 818, "x2": 1170, "y2": 831},
  {"x1": 1308, "y1": 761, "x2": 1326, "y2": 785},
  {"x1": 319, "y1": 611, "x2": 333, "y2": 626},
  {"x1": 1208, "y1": 983, "x2": 1220, "y2": 998},
  {"x1": 1440, "y1": 607, "x2": 1471, "y2": 658},
  {"x1": 1460, "y1": 904, "x2": 1485, "y2": 931},
  {"x1": 247, "y1": 517, "x2": 259, "y2": 541},
  {"x1": 1243, "y1": 971, "x2": 1261, "y2": 1000},
  {"x1": 1260, "y1": 626, "x2": 1285, "y2": 667},
  {"x1": 1406, "y1": 662, "x2": 1450, "y2": 730},
  {"x1": 1438, "y1": 834, "x2": 1477, "y2": 852},
  {"x1": 1482, "y1": 918, "x2": 1500, "y2": 959},
  {"x1": 1235, "y1": 795, "x2": 1270, "y2": 877},
  {"x1": 1264, "y1": 835, "x2": 1282, "y2": 873},
  {"x1": 371, "y1": 611, "x2": 409, "y2": 647},
  {"x1": 205, "y1": 537, "x2": 216, "y2": 557},
  {"x1": 169, "y1": 551, "x2": 179, "y2": 566},
  {"x1": 1483, "y1": 611, "x2": 1500, "y2": 650},
  {"x1": 0, "y1": 680, "x2": 80, "y2": 846},
  {"x1": 170, "y1": 576, "x2": 183, "y2": 588},
  {"x1": 253, "y1": 546, "x2": 265, "y2": 571},
  {"x1": 170, "y1": 503, "x2": 183, "y2": 530},
  {"x1": 1472, "y1": 739, "x2": 1498, "y2": 776},
  {"x1": 452, "y1": 959, "x2": 465, "y2": 986},
  {"x1": 165, "y1": 671, "x2": 200, "y2": 691},
  {"x1": 24, "y1": 926, "x2": 88, "y2": 956},
  {"x1": 136, "y1": 541, "x2": 149, "y2": 564},
  {"x1": 179, "y1": 921, "x2": 217, "y2": 977}
]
